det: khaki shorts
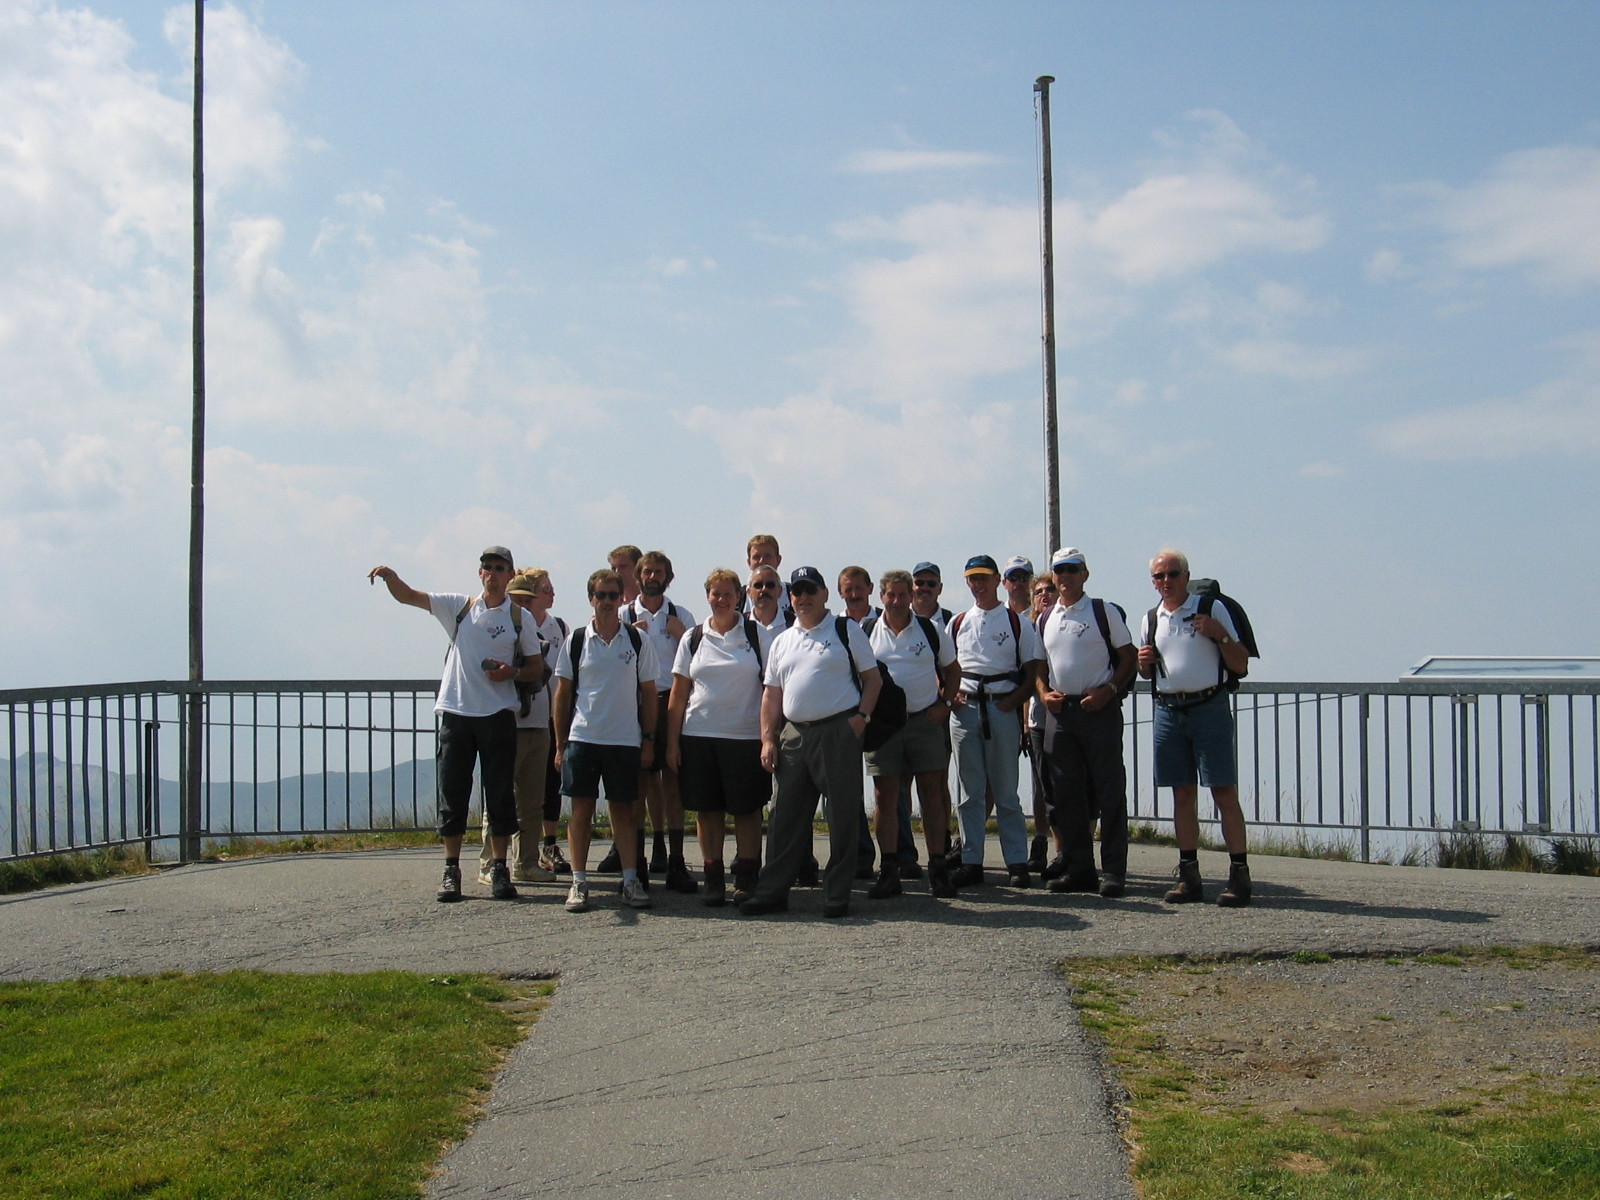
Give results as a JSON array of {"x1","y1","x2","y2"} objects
[{"x1": 864, "y1": 709, "x2": 950, "y2": 777}]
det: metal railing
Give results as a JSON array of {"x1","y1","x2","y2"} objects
[{"x1": 3, "y1": 678, "x2": 1597, "y2": 866}]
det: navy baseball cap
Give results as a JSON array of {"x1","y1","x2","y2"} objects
[
  {"x1": 789, "y1": 566, "x2": 826, "y2": 588},
  {"x1": 912, "y1": 561, "x2": 941, "y2": 578},
  {"x1": 963, "y1": 555, "x2": 999, "y2": 577}
]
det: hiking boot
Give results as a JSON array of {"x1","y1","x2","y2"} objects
[
  {"x1": 927, "y1": 858, "x2": 958, "y2": 898},
  {"x1": 476, "y1": 867, "x2": 494, "y2": 887},
  {"x1": 595, "y1": 844, "x2": 623, "y2": 872},
  {"x1": 796, "y1": 855, "x2": 820, "y2": 887},
  {"x1": 1028, "y1": 835, "x2": 1048, "y2": 873},
  {"x1": 739, "y1": 893, "x2": 789, "y2": 916},
  {"x1": 489, "y1": 862, "x2": 518, "y2": 900},
  {"x1": 621, "y1": 878, "x2": 653, "y2": 909},
  {"x1": 702, "y1": 861, "x2": 727, "y2": 907},
  {"x1": 949, "y1": 863, "x2": 985, "y2": 888},
  {"x1": 1098, "y1": 873, "x2": 1127, "y2": 899},
  {"x1": 1217, "y1": 864, "x2": 1252, "y2": 907},
  {"x1": 943, "y1": 839, "x2": 965, "y2": 869},
  {"x1": 1049, "y1": 870, "x2": 1100, "y2": 894},
  {"x1": 665, "y1": 855, "x2": 699, "y2": 894},
  {"x1": 436, "y1": 864, "x2": 463, "y2": 903},
  {"x1": 650, "y1": 845, "x2": 669, "y2": 875},
  {"x1": 730, "y1": 857, "x2": 761, "y2": 906},
  {"x1": 564, "y1": 882, "x2": 591, "y2": 913},
  {"x1": 540, "y1": 842, "x2": 571, "y2": 875},
  {"x1": 1040, "y1": 853, "x2": 1068, "y2": 882},
  {"x1": 866, "y1": 861, "x2": 902, "y2": 900},
  {"x1": 900, "y1": 860, "x2": 924, "y2": 881},
  {"x1": 513, "y1": 860, "x2": 555, "y2": 883},
  {"x1": 822, "y1": 901, "x2": 851, "y2": 919},
  {"x1": 1164, "y1": 861, "x2": 1205, "y2": 904},
  {"x1": 1006, "y1": 864, "x2": 1033, "y2": 889}
]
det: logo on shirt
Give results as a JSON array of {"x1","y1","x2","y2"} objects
[
  {"x1": 619, "y1": 648, "x2": 637, "y2": 665},
  {"x1": 992, "y1": 629, "x2": 1013, "y2": 649},
  {"x1": 909, "y1": 640, "x2": 930, "y2": 657},
  {"x1": 486, "y1": 622, "x2": 509, "y2": 639}
]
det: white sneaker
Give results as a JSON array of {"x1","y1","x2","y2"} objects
[
  {"x1": 564, "y1": 882, "x2": 591, "y2": 913},
  {"x1": 476, "y1": 868, "x2": 494, "y2": 887},
  {"x1": 620, "y1": 878, "x2": 653, "y2": 909},
  {"x1": 513, "y1": 865, "x2": 556, "y2": 883}
]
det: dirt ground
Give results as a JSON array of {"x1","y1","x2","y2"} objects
[{"x1": 1089, "y1": 950, "x2": 1600, "y2": 1116}]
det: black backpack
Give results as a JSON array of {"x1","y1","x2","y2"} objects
[
  {"x1": 836, "y1": 615, "x2": 904, "y2": 752},
  {"x1": 1144, "y1": 579, "x2": 1259, "y2": 691}
]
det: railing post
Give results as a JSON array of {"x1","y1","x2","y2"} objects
[
  {"x1": 1522, "y1": 694, "x2": 1551, "y2": 833},
  {"x1": 1452, "y1": 694, "x2": 1478, "y2": 830},
  {"x1": 1357, "y1": 693, "x2": 1371, "y2": 863}
]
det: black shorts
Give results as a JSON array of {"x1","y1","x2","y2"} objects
[
  {"x1": 561, "y1": 741, "x2": 641, "y2": 805},
  {"x1": 641, "y1": 690, "x2": 672, "y2": 774},
  {"x1": 678, "y1": 735, "x2": 769, "y2": 816}
]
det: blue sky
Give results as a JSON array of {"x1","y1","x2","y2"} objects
[{"x1": 4, "y1": 0, "x2": 1598, "y2": 688}]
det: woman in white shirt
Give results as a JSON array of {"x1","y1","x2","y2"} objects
[{"x1": 666, "y1": 568, "x2": 775, "y2": 906}]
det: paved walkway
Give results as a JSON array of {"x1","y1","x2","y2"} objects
[{"x1": 4, "y1": 842, "x2": 1596, "y2": 1198}]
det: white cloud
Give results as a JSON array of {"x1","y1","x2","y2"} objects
[
  {"x1": 1435, "y1": 145, "x2": 1600, "y2": 288},
  {"x1": 1370, "y1": 332, "x2": 1600, "y2": 460},
  {"x1": 839, "y1": 148, "x2": 1001, "y2": 174},
  {"x1": 1217, "y1": 338, "x2": 1372, "y2": 380}
]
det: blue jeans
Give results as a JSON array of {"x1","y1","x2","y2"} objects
[{"x1": 951, "y1": 699, "x2": 1029, "y2": 867}]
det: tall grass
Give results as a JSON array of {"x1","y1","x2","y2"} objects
[{"x1": 0, "y1": 846, "x2": 148, "y2": 895}]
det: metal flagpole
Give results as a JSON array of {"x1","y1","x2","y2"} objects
[
  {"x1": 184, "y1": 0, "x2": 206, "y2": 863},
  {"x1": 1034, "y1": 75, "x2": 1061, "y2": 556}
]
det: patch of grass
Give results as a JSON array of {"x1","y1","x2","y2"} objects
[
  {"x1": 0, "y1": 846, "x2": 149, "y2": 895},
  {"x1": 208, "y1": 829, "x2": 439, "y2": 859},
  {"x1": 1129, "y1": 821, "x2": 1179, "y2": 847},
  {"x1": 0, "y1": 971, "x2": 550, "y2": 1200},
  {"x1": 1548, "y1": 837, "x2": 1600, "y2": 877},
  {"x1": 1290, "y1": 950, "x2": 1333, "y2": 965},
  {"x1": 1065, "y1": 953, "x2": 1600, "y2": 1200}
]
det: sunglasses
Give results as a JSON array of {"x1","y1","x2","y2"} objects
[
  {"x1": 591, "y1": 590, "x2": 621, "y2": 601},
  {"x1": 1151, "y1": 570, "x2": 1185, "y2": 581},
  {"x1": 1054, "y1": 563, "x2": 1085, "y2": 574},
  {"x1": 750, "y1": 580, "x2": 779, "y2": 590},
  {"x1": 481, "y1": 562, "x2": 511, "y2": 573},
  {"x1": 913, "y1": 580, "x2": 939, "y2": 588},
  {"x1": 789, "y1": 583, "x2": 820, "y2": 597}
]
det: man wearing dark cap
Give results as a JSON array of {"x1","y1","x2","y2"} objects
[
  {"x1": 368, "y1": 546, "x2": 547, "y2": 902},
  {"x1": 741, "y1": 567, "x2": 882, "y2": 919},
  {"x1": 948, "y1": 554, "x2": 1044, "y2": 887}
]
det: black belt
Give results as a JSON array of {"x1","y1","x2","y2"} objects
[
  {"x1": 1156, "y1": 685, "x2": 1224, "y2": 710},
  {"x1": 789, "y1": 708, "x2": 857, "y2": 729}
]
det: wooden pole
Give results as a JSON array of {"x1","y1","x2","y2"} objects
[{"x1": 184, "y1": 0, "x2": 206, "y2": 863}]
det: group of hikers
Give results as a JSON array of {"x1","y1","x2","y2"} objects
[{"x1": 368, "y1": 532, "x2": 1258, "y2": 918}]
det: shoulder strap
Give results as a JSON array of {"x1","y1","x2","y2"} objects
[
  {"x1": 569, "y1": 625, "x2": 588, "y2": 694},
  {"x1": 1007, "y1": 607, "x2": 1022, "y2": 673},
  {"x1": 915, "y1": 614, "x2": 940, "y2": 659},
  {"x1": 667, "y1": 600, "x2": 678, "y2": 621},
  {"x1": 782, "y1": 607, "x2": 795, "y2": 627},
  {"x1": 949, "y1": 611, "x2": 965, "y2": 642},
  {"x1": 862, "y1": 614, "x2": 879, "y2": 637},
  {"x1": 689, "y1": 623, "x2": 705, "y2": 661},
  {"x1": 742, "y1": 617, "x2": 766, "y2": 675},
  {"x1": 940, "y1": 607, "x2": 953, "y2": 625},
  {"x1": 451, "y1": 596, "x2": 477, "y2": 642},
  {"x1": 554, "y1": 616, "x2": 568, "y2": 637},
  {"x1": 835, "y1": 614, "x2": 863, "y2": 696}
]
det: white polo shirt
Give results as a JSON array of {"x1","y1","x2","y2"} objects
[
  {"x1": 671, "y1": 619, "x2": 775, "y2": 740},
  {"x1": 867, "y1": 614, "x2": 954, "y2": 714},
  {"x1": 1141, "y1": 595, "x2": 1240, "y2": 694},
  {"x1": 1041, "y1": 595, "x2": 1132, "y2": 696},
  {"x1": 519, "y1": 612, "x2": 568, "y2": 730},
  {"x1": 428, "y1": 593, "x2": 544, "y2": 718},
  {"x1": 764, "y1": 612, "x2": 878, "y2": 724},
  {"x1": 621, "y1": 596, "x2": 695, "y2": 691},
  {"x1": 950, "y1": 604, "x2": 1044, "y2": 697},
  {"x1": 555, "y1": 621, "x2": 661, "y2": 746}
]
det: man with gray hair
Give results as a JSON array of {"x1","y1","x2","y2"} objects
[{"x1": 1137, "y1": 549, "x2": 1253, "y2": 906}]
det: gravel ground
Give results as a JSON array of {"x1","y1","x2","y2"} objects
[{"x1": 1077, "y1": 950, "x2": 1600, "y2": 1116}]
